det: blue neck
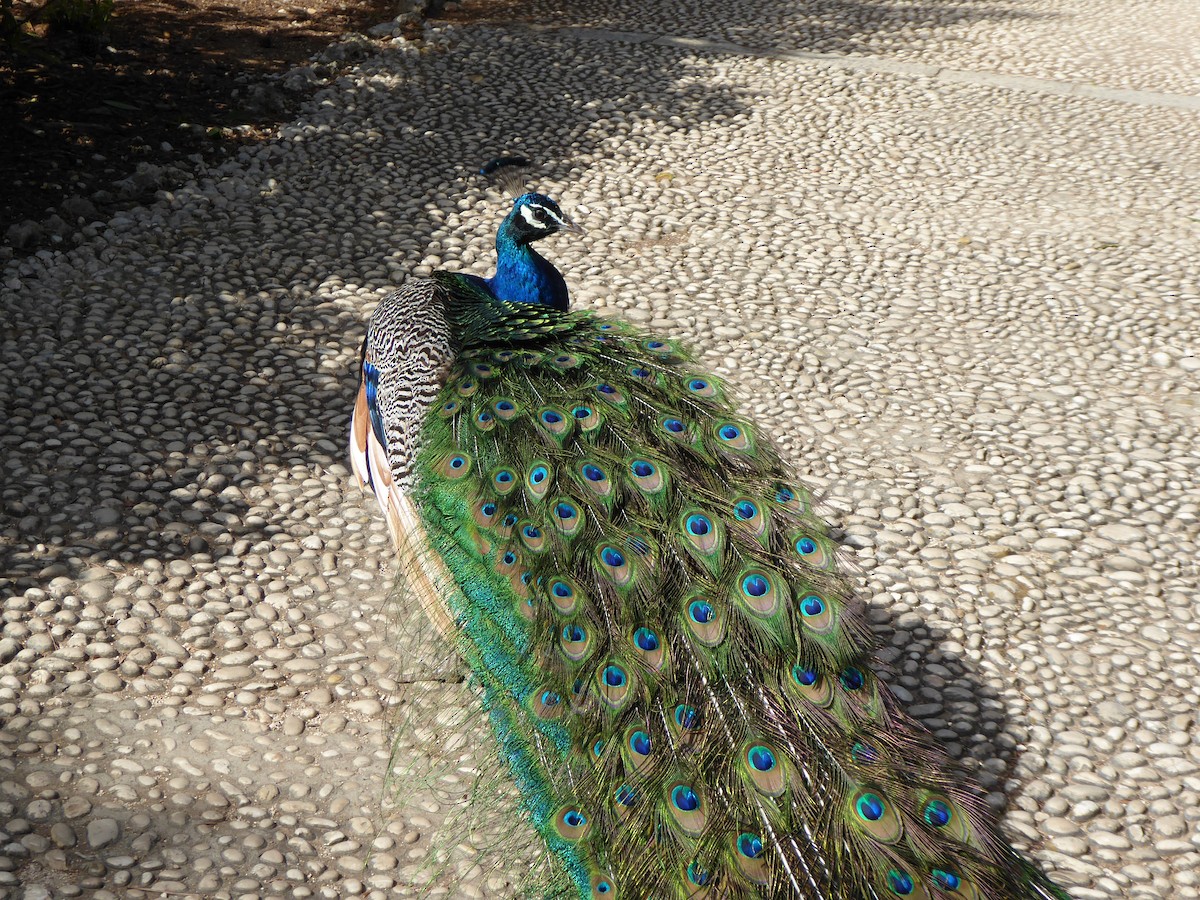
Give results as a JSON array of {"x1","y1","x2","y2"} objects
[{"x1": 483, "y1": 226, "x2": 570, "y2": 311}]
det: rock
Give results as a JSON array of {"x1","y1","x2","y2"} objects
[
  {"x1": 1095, "y1": 700, "x2": 1130, "y2": 724},
  {"x1": 4, "y1": 220, "x2": 43, "y2": 249},
  {"x1": 61, "y1": 798, "x2": 92, "y2": 819},
  {"x1": 87, "y1": 818, "x2": 120, "y2": 849}
]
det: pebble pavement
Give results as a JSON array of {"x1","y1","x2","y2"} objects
[{"x1": 1, "y1": 0, "x2": 1198, "y2": 897}]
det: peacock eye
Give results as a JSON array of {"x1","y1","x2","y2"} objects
[{"x1": 519, "y1": 202, "x2": 555, "y2": 230}]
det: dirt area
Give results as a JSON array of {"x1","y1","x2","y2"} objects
[{"x1": 0, "y1": 0, "x2": 403, "y2": 251}]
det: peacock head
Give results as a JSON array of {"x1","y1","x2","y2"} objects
[{"x1": 502, "y1": 193, "x2": 584, "y2": 245}]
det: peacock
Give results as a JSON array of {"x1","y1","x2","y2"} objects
[{"x1": 348, "y1": 162, "x2": 1072, "y2": 900}]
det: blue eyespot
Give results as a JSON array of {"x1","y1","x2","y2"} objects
[
  {"x1": 531, "y1": 466, "x2": 548, "y2": 484},
  {"x1": 502, "y1": 551, "x2": 517, "y2": 565},
  {"x1": 797, "y1": 537, "x2": 817, "y2": 555},
  {"x1": 541, "y1": 410, "x2": 562, "y2": 424},
  {"x1": 634, "y1": 628, "x2": 659, "y2": 651},
  {"x1": 583, "y1": 464, "x2": 604, "y2": 481},
  {"x1": 632, "y1": 460, "x2": 654, "y2": 477},
  {"x1": 856, "y1": 793, "x2": 885, "y2": 821},
  {"x1": 887, "y1": 869, "x2": 915, "y2": 895},
  {"x1": 554, "y1": 502, "x2": 576, "y2": 520},
  {"x1": 597, "y1": 384, "x2": 616, "y2": 394},
  {"x1": 675, "y1": 704, "x2": 699, "y2": 729},
  {"x1": 749, "y1": 746, "x2": 776, "y2": 771},
  {"x1": 449, "y1": 456, "x2": 466, "y2": 469},
  {"x1": 563, "y1": 810, "x2": 586, "y2": 827},
  {"x1": 932, "y1": 870, "x2": 961, "y2": 891},
  {"x1": 742, "y1": 574, "x2": 769, "y2": 597},
  {"x1": 924, "y1": 800, "x2": 952, "y2": 827},
  {"x1": 719, "y1": 424, "x2": 740, "y2": 440},
  {"x1": 482, "y1": 502, "x2": 497, "y2": 516},
  {"x1": 664, "y1": 418, "x2": 685, "y2": 433},
  {"x1": 672, "y1": 786, "x2": 699, "y2": 811},
  {"x1": 630, "y1": 366, "x2": 650, "y2": 378},
  {"x1": 497, "y1": 400, "x2": 515, "y2": 411},
  {"x1": 688, "y1": 379, "x2": 708, "y2": 391},
  {"x1": 552, "y1": 581, "x2": 572, "y2": 598},
  {"x1": 540, "y1": 691, "x2": 560, "y2": 706},
  {"x1": 614, "y1": 785, "x2": 637, "y2": 806},
  {"x1": 563, "y1": 625, "x2": 586, "y2": 642},
  {"x1": 686, "y1": 514, "x2": 711, "y2": 536},
  {"x1": 734, "y1": 500, "x2": 757, "y2": 520},
  {"x1": 792, "y1": 665, "x2": 818, "y2": 686},
  {"x1": 801, "y1": 595, "x2": 826, "y2": 617},
  {"x1": 572, "y1": 406, "x2": 592, "y2": 419},
  {"x1": 840, "y1": 667, "x2": 865, "y2": 691},
  {"x1": 687, "y1": 862, "x2": 709, "y2": 886},
  {"x1": 647, "y1": 341, "x2": 665, "y2": 350},
  {"x1": 630, "y1": 731, "x2": 651, "y2": 755},
  {"x1": 603, "y1": 666, "x2": 626, "y2": 687},
  {"x1": 688, "y1": 601, "x2": 714, "y2": 624},
  {"x1": 496, "y1": 470, "x2": 514, "y2": 483},
  {"x1": 776, "y1": 487, "x2": 795, "y2": 502},
  {"x1": 601, "y1": 548, "x2": 625, "y2": 568},
  {"x1": 503, "y1": 513, "x2": 519, "y2": 526},
  {"x1": 523, "y1": 525, "x2": 541, "y2": 539},
  {"x1": 737, "y1": 833, "x2": 763, "y2": 859}
]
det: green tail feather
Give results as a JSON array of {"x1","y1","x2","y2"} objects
[{"x1": 405, "y1": 273, "x2": 1070, "y2": 900}]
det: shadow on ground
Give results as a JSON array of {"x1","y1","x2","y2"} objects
[{"x1": 0, "y1": 0, "x2": 398, "y2": 238}]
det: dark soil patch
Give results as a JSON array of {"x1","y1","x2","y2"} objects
[{"x1": 1, "y1": 0, "x2": 400, "y2": 252}]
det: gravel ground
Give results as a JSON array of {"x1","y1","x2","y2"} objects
[
  {"x1": 1, "y1": 2, "x2": 1199, "y2": 897},
  {"x1": 513, "y1": 0, "x2": 1200, "y2": 95}
]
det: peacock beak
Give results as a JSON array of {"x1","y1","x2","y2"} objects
[{"x1": 558, "y1": 214, "x2": 586, "y2": 236}]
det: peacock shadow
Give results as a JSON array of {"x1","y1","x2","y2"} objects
[{"x1": 864, "y1": 597, "x2": 1025, "y2": 803}]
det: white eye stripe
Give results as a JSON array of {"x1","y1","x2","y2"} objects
[{"x1": 519, "y1": 203, "x2": 566, "y2": 229}]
